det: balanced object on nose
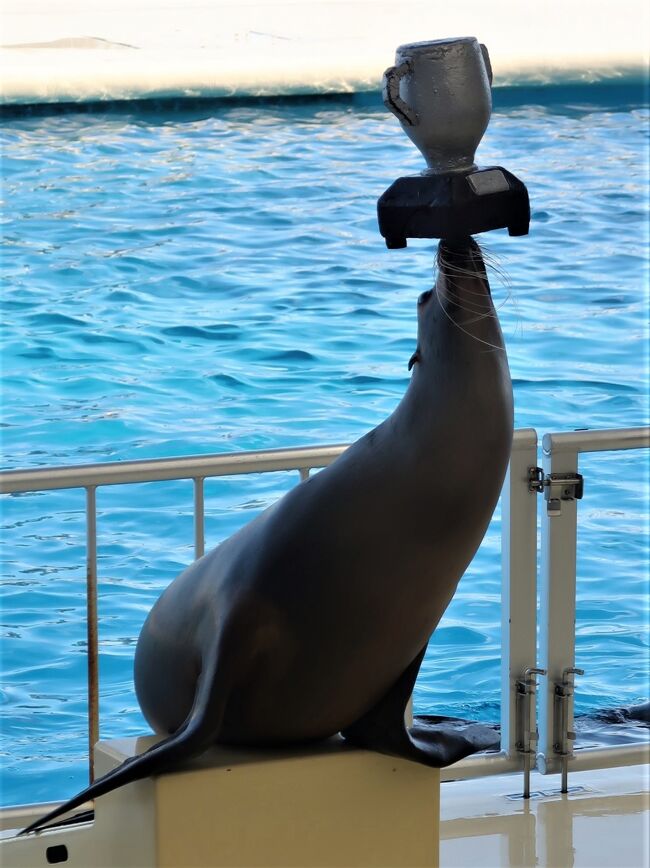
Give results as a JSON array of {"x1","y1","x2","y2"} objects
[{"x1": 377, "y1": 37, "x2": 530, "y2": 248}]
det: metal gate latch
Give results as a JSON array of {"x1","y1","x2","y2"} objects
[
  {"x1": 516, "y1": 667, "x2": 546, "y2": 799},
  {"x1": 553, "y1": 667, "x2": 585, "y2": 793},
  {"x1": 528, "y1": 467, "x2": 584, "y2": 516}
]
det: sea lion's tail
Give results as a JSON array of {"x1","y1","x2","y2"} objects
[
  {"x1": 19, "y1": 641, "x2": 231, "y2": 836},
  {"x1": 18, "y1": 722, "x2": 202, "y2": 835}
]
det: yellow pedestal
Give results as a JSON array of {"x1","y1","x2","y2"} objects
[{"x1": 95, "y1": 735, "x2": 440, "y2": 868}]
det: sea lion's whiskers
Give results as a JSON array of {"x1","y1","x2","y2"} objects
[
  {"x1": 440, "y1": 276, "x2": 494, "y2": 299},
  {"x1": 478, "y1": 244, "x2": 520, "y2": 317},
  {"x1": 435, "y1": 273, "x2": 504, "y2": 321},
  {"x1": 437, "y1": 242, "x2": 523, "y2": 340},
  {"x1": 436, "y1": 261, "x2": 487, "y2": 285},
  {"x1": 481, "y1": 247, "x2": 512, "y2": 284},
  {"x1": 436, "y1": 275, "x2": 500, "y2": 312},
  {"x1": 438, "y1": 275, "x2": 521, "y2": 342},
  {"x1": 434, "y1": 281, "x2": 504, "y2": 352},
  {"x1": 437, "y1": 291, "x2": 500, "y2": 322},
  {"x1": 438, "y1": 255, "x2": 503, "y2": 294},
  {"x1": 435, "y1": 240, "x2": 512, "y2": 292},
  {"x1": 481, "y1": 250, "x2": 524, "y2": 339},
  {"x1": 455, "y1": 289, "x2": 511, "y2": 317}
]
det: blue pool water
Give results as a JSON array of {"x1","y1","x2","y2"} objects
[{"x1": 1, "y1": 86, "x2": 649, "y2": 807}]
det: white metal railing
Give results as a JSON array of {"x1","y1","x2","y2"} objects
[
  {"x1": 0, "y1": 444, "x2": 348, "y2": 781},
  {"x1": 537, "y1": 427, "x2": 650, "y2": 782},
  {"x1": 1, "y1": 426, "x2": 648, "y2": 799}
]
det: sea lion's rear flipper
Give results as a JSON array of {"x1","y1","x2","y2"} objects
[
  {"x1": 409, "y1": 716, "x2": 500, "y2": 762},
  {"x1": 19, "y1": 638, "x2": 233, "y2": 836},
  {"x1": 341, "y1": 647, "x2": 498, "y2": 767}
]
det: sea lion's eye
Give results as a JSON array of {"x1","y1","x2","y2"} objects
[{"x1": 418, "y1": 289, "x2": 433, "y2": 306}]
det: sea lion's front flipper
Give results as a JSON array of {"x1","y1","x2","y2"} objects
[
  {"x1": 341, "y1": 648, "x2": 426, "y2": 758},
  {"x1": 341, "y1": 647, "x2": 498, "y2": 767}
]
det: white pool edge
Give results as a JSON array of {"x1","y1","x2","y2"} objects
[{"x1": 2, "y1": 0, "x2": 648, "y2": 106}]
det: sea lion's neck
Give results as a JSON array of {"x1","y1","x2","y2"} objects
[
  {"x1": 385, "y1": 282, "x2": 513, "y2": 490},
  {"x1": 377, "y1": 343, "x2": 512, "y2": 548},
  {"x1": 398, "y1": 343, "x2": 512, "y2": 445},
  {"x1": 403, "y1": 283, "x2": 510, "y2": 426}
]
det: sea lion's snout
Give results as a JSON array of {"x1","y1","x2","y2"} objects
[
  {"x1": 417, "y1": 289, "x2": 433, "y2": 306},
  {"x1": 438, "y1": 236, "x2": 479, "y2": 255},
  {"x1": 437, "y1": 236, "x2": 482, "y2": 269},
  {"x1": 436, "y1": 236, "x2": 488, "y2": 289},
  {"x1": 430, "y1": 234, "x2": 507, "y2": 355}
]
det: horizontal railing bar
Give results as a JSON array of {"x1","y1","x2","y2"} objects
[
  {"x1": 542, "y1": 426, "x2": 650, "y2": 456},
  {"x1": 0, "y1": 444, "x2": 349, "y2": 495},
  {"x1": 440, "y1": 752, "x2": 522, "y2": 782},
  {"x1": 440, "y1": 742, "x2": 650, "y2": 782},
  {"x1": 0, "y1": 429, "x2": 539, "y2": 496},
  {"x1": 569, "y1": 743, "x2": 650, "y2": 772}
]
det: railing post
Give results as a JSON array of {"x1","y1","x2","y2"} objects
[
  {"x1": 500, "y1": 429, "x2": 539, "y2": 759},
  {"x1": 85, "y1": 485, "x2": 99, "y2": 783},
  {"x1": 537, "y1": 437, "x2": 579, "y2": 774},
  {"x1": 194, "y1": 478, "x2": 205, "y2": 559}
]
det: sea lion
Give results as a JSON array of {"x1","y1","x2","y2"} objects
[{"x1": 22, "y1": 236, "x2": 513, "y2": 835}]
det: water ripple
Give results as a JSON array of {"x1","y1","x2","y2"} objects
[{"x1": 1, "y1": 92, "x2": 648, "y2": 807}]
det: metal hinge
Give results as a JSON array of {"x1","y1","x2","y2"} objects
[{"x1": 528, "y1": 467, "x2": 584, "y2": 516}]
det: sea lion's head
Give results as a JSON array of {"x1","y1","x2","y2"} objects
[{"x1": 409, "y1": 236, "x2": 503, "y2": 371}]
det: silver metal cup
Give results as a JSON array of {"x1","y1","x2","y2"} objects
[{"x1": 383, "y1": 37, "x2": 493, "y2": 174}]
